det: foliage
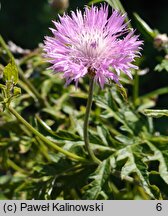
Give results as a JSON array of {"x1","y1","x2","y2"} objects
[
  {"x1": 0, "y1": 0, "x2": 168, "y2": 200},
  {"x1": 155, "y1": 59, "x2": 168, "y2": 73}
]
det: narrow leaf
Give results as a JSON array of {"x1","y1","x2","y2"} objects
[
  {"x1": 116, "y1": 85, "x2": 128, "y2": 102},
  {"x1": 144, "y1": 109, "x2": 168, "y2": 118},
  {"x1": 134, "y1": 13, "x2": 155, "y2": 39}
]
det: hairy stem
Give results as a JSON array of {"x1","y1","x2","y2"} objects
[
  {"x1": 133, "y1": 70, "x2": 139, "y2": 105},
  {"x1": 8, "y1": 106, "x2": 87, "y2": 163},
  {"x1": 83, "y1": 77, "x2": 101, "y2": 164}
]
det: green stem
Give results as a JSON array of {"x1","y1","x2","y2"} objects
[
  {"x1": 0, "y1": 35, "x2": 47, "y2": 107},
  {"x1": 8, "y1": 106, "x2": 87, "y2": 163},
  {"x1": 18, "y1": 68, "x2": 47, "y2": 106},
  {"x1": 83, "y1": 77, "x2": 101, "y2": 164},
  {"x1": 35, "y1": 136, "x2": 51, "y2": 162},
  {"x1": 133, "y1": 70, "x2": 139, "y2": 105},
  {"x1": 7, "y1": 159, "x2": 28, "y2": 174},
  {"x1": 139, "y1": 86, "x2": 168, "y2": 101},
  {"x1": 19, "y1": 122, "x2": 51, "y2": 162},
  {"x1": 0, "y1": 35, "x2": 13, "y2": 59}
]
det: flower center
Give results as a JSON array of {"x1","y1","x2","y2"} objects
[
  {"x1": 77, "y1": 29, "x2": 107, "y2": 58},
  {"x1": 87, "y1": 66, "x2": 97, "y2": 77},
  {"x1": 90, "y1": 41, "x2": 97, "y2": 49}
]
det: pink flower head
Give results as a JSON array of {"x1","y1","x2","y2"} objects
[{"x1": 44, "y1": 4, "x2": 142, "y2": 88}]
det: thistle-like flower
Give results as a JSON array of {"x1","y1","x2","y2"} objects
[{"x1": 44, "y1": 5, "x2": 142, "y2": 88}]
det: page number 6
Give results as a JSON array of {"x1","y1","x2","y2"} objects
[{"x1": 156, "y1": 203, "x2": 162, "y2": 211}]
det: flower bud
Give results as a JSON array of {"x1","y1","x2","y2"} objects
[
  {"x1": 49, "y1": 0, "x2": 69, "y2": 11},
  {"x1": 154, "y1": 34, "x2": 168, "y2": 50},
  {"x1": 165, "y1": 54, "x2": 168, "y2": 60}
]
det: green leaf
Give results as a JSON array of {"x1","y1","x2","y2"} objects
[
  {"x1": 145, "y1": 141, "x2": 168, "y2": 185},
  {"x1": 33, "y1": 160, "x2": 74, "y2": 177},
  {"x1": 55, "y1": 130, "x2": 82, "y2": 141},
  {"x1": 96, "y1": 88, "x2": 146, "y2": 135},
  {"x1": 36, "y1": 115, "x2": 53, "y2": 133},
  {"x1": 3, "y1": 59, "x2": 18, "y2": 84},
  {"x1": 144, "y1": 109, "x2": 168, "y2": 118},
  {"x1": 41, "y1": 79, "x2": 54, "y2": 98},
  {"x1": 115, "y1": 134, "x2": 136, "y2": 145},
  {"x1": 133, "y1": 13, "x2": 156, "y2": 40},
  {"x1": 139, "y1": 87, "x2": 168, "y2": 101},
  {"x1": 0, "y1": 175, "x2": 11, "y2": 185},
  {"x1": 149, "y1": 184, "x2": 162, "y2": 200},
  {"x1": 115, "y1": 145, "x2": 155, "y2": 198},
  {"x1": 116, "y1": 85, "x2": 128, "y2": 102},
  {"x1": 124, "y1": 110, "x2": 139, "y2": 122},
  {"x1": 137, "y1": 99, "x2": 156, "y2": 112},
  {"x1": 97, "y1": 126, "x2": 109, "y2": 146},
  {"x1": 155, "y1": 59, "x2": 168, "y2": 72},
  {"x1": 89, "y1": 131, "x2": 104, "y2": 145},
  {"x1": 13, "y1": 87, "x2": 21, "y2": 97},
  {"x1": 82, "y1": 159, "x2": 111, "y2": 199},
  {"x1": 0, "y1": 84, "x2": 6, "y2": 90}
]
